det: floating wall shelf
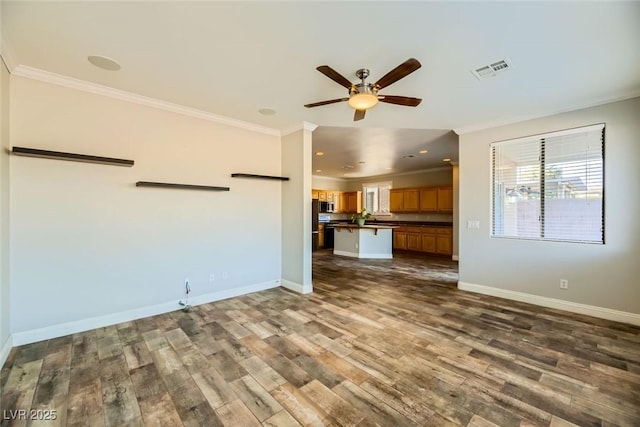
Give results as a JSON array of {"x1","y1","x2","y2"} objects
[
  {"x1": 231, "y1": 173, "x2": 289, "y2": 181},
  {"x1": 136, "y1": 181, "x2": 230, "y2": 192},
  {"x1": 12, "y1": 146, "x2": 134, "y2": 167}
]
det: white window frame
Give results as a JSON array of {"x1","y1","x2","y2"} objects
[
  {"x1": 491, "y1": 123, "x2": 605, "y2": 244},
  {"x1": 362, "y1": 181, "x2": 392, "y2": 216}
]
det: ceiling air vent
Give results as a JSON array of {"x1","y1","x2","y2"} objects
[{"x1": 472, "y1": 58, "x2": 512, "y2": 80}]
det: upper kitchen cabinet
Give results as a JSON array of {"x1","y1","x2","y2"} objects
[
  {"x1": 390, "y1": 188, "x2": 420, "y2": 212},
  {"x1": 330, "y1": 191, "x2": 342, "y2": 212},
  {"x1": 419, "y1": 187, "x2": 437, "y2": 212},
  {"x1": 437, "y1": 186, "x2": 453, "y2": 212},
  {"x1": 391, "y1": 185, "x2": 454, "y2": 213},
  {"x1": 341, "y1": 191, "x2": 362, "y2": 213}
]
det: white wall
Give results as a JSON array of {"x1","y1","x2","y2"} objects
[
  {"x1": 281, "y1": 127, "x2": 313, "y2": 293},
  {"x1": 459, "y1": 97, "x2": 640, "y2": 321},
  {"x1": 9, "y1": 76, "x2": 284, "y2": 342},
  {"x1": 0, "y1": 58, "x2": 11, "y2": 365}
]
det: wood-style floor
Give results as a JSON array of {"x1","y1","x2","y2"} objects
[{"x1": 1, "y1": 251, "x2": 639, "y2": 426}]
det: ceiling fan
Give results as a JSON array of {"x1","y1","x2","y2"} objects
[{"x1": 304, "y1": 58, "x2": 422, "y2": 121}]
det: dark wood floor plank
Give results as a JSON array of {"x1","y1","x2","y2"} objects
[
  {"x1": 229, "y1": 375, "x2": 283, "y2": 422},
  {"x1": 215, "y1": 399, "x2": 261, "y2": 427},
  {"x1": 191, "y1": 365, "x2": 238, "y2": 409},
  {"x1": 136, "y1": 391, "x2": 183, "y2": 427},
  {"x1": 269, "y1": 382, "x2": 331, "y2": 426},
  {"x1": 332, "y1": 380, "x2": 411, "y2": 427},
  {"x1": 99, "y1": 354, "x2": 142, "y2": 426},
  {"x1": 300, "y1": 379, "x2": 366, "y2": 426}
]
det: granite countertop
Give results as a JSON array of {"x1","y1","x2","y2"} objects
[
  {"x1": 331, "y1": 223, "x2": 397, "y2": 230},
  {"x1": 325, "y1": 220, "x2": 452, "y2": 227}
]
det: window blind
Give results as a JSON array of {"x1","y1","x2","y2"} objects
[{"x1": 491, "y1": 124, "x2": 604, "y2": 244}]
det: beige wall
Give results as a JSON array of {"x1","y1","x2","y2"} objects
[
  {"x1": 0, "y1": 59, "x2": 10, "y2": 363},
  {"x1": 9, "y1": 76, "x2": 284, "y2": 342},
  {"x1": 281, "y1": 127, "x2": 313, "y2": 293},
  {"x1": 459, "y1": 97, "x2": 640, "y2": 317},
  {"x1": 311, "y1": 175, "x2": 348, "y2": 192}
]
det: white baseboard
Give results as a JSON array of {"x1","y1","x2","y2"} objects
[
  {"x1": 333, "y1": 250, "x2": 392, "y2": 259},
  {"x1": 452, "y1": 254, "x2": 459, "y2": 261},
  {"x1": 458, "y1": 281, "x2": 640, "y2": 326},
  {"x1": 11, "y1": 280, "x2": 281, "y2": 346},
  {"x1": 1, "y1": 334, "x2": 13, "y2": 369},
  {"x1": 281, "y1": 279, "x2": 313, "y2": 294}
]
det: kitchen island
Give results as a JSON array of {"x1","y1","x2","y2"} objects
[{"x1": 332, "y1": 224, "x2": 397, "y2": 259}]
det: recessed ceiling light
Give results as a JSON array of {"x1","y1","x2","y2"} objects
[
  {"x1": 403, "y1": 154, "x2": 415, "y2": 159},
  {"x1": 443, "y1": 158, "x2": 451, "y2": 162},
  {"x1": 258, "y1": 108, "x2": 277, "y2": 116},
  {"x1": 315, "y1": 169, "x2": 322, "y2": 173},
  {"x1": 419, "y1": 150, "x2": 428, "y2": 154},
  {"x1": 315, "y1": 151, "x2": 324, "y2": 156},
  {"x1": 343, "y1": 165, "x2": 354, "y2": 169},
  {"x1": 386, "y1": 167, "x2": 393, "y2": 170},
  {"x1": 88, "y1": 55, "x2": 121, "y2": 71}
]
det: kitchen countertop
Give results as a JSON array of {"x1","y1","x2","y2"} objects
[
  {"x1": 325, "y1": 221, "x2": 452, "y2": 228},
  {"x1": 332, "y1": 223, "x2": 397, "y2": 230}
]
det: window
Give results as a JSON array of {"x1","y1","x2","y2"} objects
[
  {"x1": 363, "y1": 181, "x2": 391, "y2": 215},
  {"x1": 491, "y1": 123, "x2": 604, "y2": 243}
]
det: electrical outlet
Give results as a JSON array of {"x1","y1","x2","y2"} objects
[
  {"x1": 209, "y1": 273, "x2": 215, "y2": 282},
  {"x1": 560, "y1": 279, "x2": 569, "y2": 290},
  {"x1": 222, "y1": 272, "x2": 229, "y2": 280}
]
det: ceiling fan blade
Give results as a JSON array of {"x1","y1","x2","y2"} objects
[
  {"x1": 304, "y1": 98, "x2": 349, "y2": 108},
  {"x1": 374, "y1": 58, "x2": 422, "y2": 90},
  {"x1": 379, "y1": 95, "x2": 422, "y2": 107},
  {"x1": 354, "y1": 109, "x2": 366, "y2": 121},
  {"x1": 316, "y1": 65, "x2": 353, "y2": 89}
]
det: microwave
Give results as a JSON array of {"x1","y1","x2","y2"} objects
[{"x1": 319, "y1": 201, "x2": 334, "y2": 213}]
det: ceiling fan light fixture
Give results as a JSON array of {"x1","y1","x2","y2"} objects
[{"x1": 348, "y1": 93, "x2": 378, "y2": 110}]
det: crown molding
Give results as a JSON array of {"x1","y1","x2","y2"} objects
[
  {"x1": 0, "y1": 40, "x2": 18, "y2": 73},
  {"x1": 312, "y1": 174, "x2": 347, "y2": 182},
  {"x1": 453, "y1": 91, "x2": 640, "y2": 135},
  {"x1": 11, "y1": 65, "x2": 281, "y2": 136},
  {"x1": 281, "y1": 121, "x2": 318, "y2": 136}
]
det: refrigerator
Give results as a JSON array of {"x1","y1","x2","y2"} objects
[{"x1": 312, "y1": 199, "x2": 319, "y2": 251}]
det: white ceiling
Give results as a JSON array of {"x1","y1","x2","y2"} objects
[{"x1": 2, "y1": 1, "x2": 639, "y2": 178}]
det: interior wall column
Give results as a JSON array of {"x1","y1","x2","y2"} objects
[{"x1": 280, "y1": 122, "x2": 316, "y2": 293}]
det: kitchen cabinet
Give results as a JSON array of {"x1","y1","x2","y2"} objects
[
  {"x1": 390, "y1": 188, "x2": 420, "y2": 212},
  {"x1": 318, "y1": 223, "x2": 325, "y2": 248},
  {"x1": 406, "y1": 232, "x2": 422, "y2": 251},
  {"x1": 341, "y1": 191, "x2": 362, "y2": 213},
  {"x1": 393, "y1": 231, "x2": 407, "y2": 249},
  {"x1": 421, "y1": 227, "x2": 453, "y2": 255},
  {"x1": 318, "y1": 191, "x2": 327, "y2": 201},
  {"x1": 393, "y1": 225, "x2": 452, "y2": 256},
  {"x1": 437, "y1": 186, "x2": 453, "y2": 212},
  {"x1": 419, "y1": 187, "x2": 438, "y2": 212},
  {"x1": 330, "y1": 191, "x2": 341, "y2": 212},
  {"x1": 390, "y1": 185, "x2": 454, "y2": 213},
  {"x1": 312, "y1": 189, "x2": 319, "y2": 199}
]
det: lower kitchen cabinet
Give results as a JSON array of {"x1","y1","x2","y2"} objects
[
  {"x1": 393, "y1": 225, "x2": 452, "y2": 256},
  {"x1": 393, "y1": 232, "x2": 407, "y2": 249}
]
